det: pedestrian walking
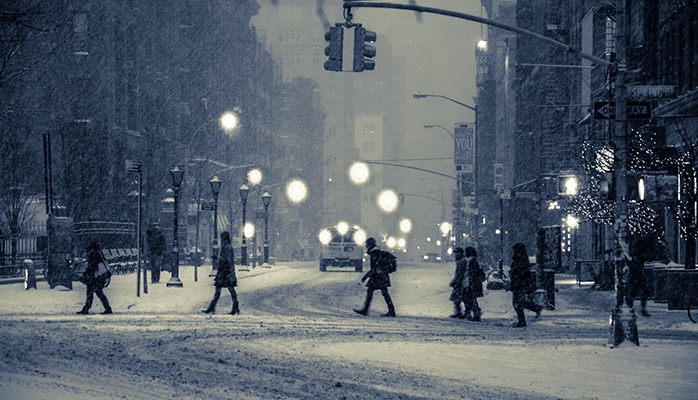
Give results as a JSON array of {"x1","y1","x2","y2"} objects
[
  {"x1": 145, "y1": 222, "x2": 167, "y2": 283},
  {"x1": 203, "y1": 231, "x2": 239, "y2": 315},
  {"x1": 462, "y1": 247, "x2": 485, "y2": 321},
  {"x1": 77, "y1": 242, "x2": 113, "y2": 315},
  {"x1": 448, "y1": 247, "x2": 467, "y2": 319},
  {"x1": 353, "y1": 237, "x2": 397, "y2": 317},
  {"x1": 628, "y1": 234, "x2": 668, "y2": 317},
  {"x1": 509, "y1": 242, "x2": 542, "y2": 327}
]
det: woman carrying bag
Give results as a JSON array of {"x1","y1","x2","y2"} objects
[{"x1": 77, "y1": 242, "x2": 113, "y2": 315}]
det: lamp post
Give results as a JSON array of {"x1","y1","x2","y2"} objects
[
  {"x1": 423, "y1": 124, "x2": 455, "y2": 140},
  {"x1": 239, "y1": 183, "x2": 250, "y2": 266},
  {"x1": 262, "y1": 191, "x2": 271, "y2": 265},
  {"x1": 167, "y1": 165, "x2": 184, "y2": 288},
  {"x1": 209, "y1": 176, "x2": 222, "y2": 278}
]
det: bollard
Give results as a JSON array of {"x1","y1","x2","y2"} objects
[
  {"x1": 24, "y1": 259, "x2": 37, "y2": 290},
  {"x1": 544, "y1": 269, "x2": 555, "y2": 310}
]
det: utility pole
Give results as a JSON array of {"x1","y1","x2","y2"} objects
[{"x1": 609, "y1": 0, "x2": 639, "y2": 346}]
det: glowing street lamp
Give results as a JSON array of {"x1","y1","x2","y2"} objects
[
  {"x1": 286, "y1": 179, "x2": 308, "y2": 204},
  {"x1": 399, "y1": 218, "x2": 412, "y2": 233},
  {"x1": 220, "y1": 111, "x2": 239, "y2": 131},
  {"x1": 440, "y1": 221, "x2": 452, "y2": 237},
  {"x1": 349, "y1": 161, "x2": 370, "y2": 185},
  {"x1": 248, "y1": 168, "x2": 262, "y2": 186},
  {"x1": 319, "y1": 229, "x2": 332, "y2": 245},
  {"x1": 337, "y1": 221, "x2": 349, "y2": 235},
  {"x1": 377, "y1": 189, "x2": 399, "y2": 213},
  {"x1": 353, "y1": 228, "x2": 367, "y2": 246}
]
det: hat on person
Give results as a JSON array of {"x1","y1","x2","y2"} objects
[
  {"x1": 454, "y1": 247, "x2": 464, "y2": 254},
  {"x1": 365, "y1": 237, "x2": 377, "y2": 250}
]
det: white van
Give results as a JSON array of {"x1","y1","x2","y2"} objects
[{"x1": 319, "y1": 227, "x2": 363, "y2": 272}]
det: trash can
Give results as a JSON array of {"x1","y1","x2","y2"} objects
[
  {"x1": 24, "y1": 259, "x2": 37, "y2": 290},
  {"x1": 667, "y1": 269, "x2": 698, "y2": 310}
]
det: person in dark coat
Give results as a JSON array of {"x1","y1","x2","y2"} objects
[
  {"x1": 146, "y1": 222, "x2": 167, "y2": 283},
  {"x1": 203, "y1": 231, "x2": 239, "y2": 315},
  {"x1": 462, "y1": 246, "x2": 485, "y2": 321},
  {"x1": 509, "y1": 242, "x2": 542, "y2": 327},
  {"x1": 449, "y1": 247, "x2": 467, "y2": 319},
  {"x1": 628, "y1": 234, "x2": 668, "y2": 316},
  {"x1": 77, "y1": 242, "x2": 112, "y2": 315},
  {"x1": 353, "y1": 237, "x2": 396, "y2": 317}
]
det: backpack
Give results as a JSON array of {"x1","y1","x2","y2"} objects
[{"x1": 383, "y1": 251, "x2": 397, "y2": 273}]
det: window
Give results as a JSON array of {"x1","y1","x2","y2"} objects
[
  {"x1": 283, "y1": 53, "x2": 302, "y2": 68},
  {"x1": 278, "y1": 28, "x2": 302, "y2": 44},
  {"x1": 74, "y1": 14, "x2": 87, "y2": 33}
]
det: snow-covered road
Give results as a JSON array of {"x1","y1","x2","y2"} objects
[{"x1": 1, "y1": 261, "x2": 696, "y2": 399}]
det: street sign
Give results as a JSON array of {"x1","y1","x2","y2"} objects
[
  {"x1": 627, "y1": 85, "x2": 675, "y2": 99},
  {"x1": 200, "y1": 202, "x2": 215, "y2": 211},
  {"x1": 593, "y1": 101, "x2": 652, "y2": 120}
]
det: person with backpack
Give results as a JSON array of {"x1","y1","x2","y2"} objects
[
  {"x1": 353, "y1": 237, "x2": 397, "y2": 317},
  {"x1": 77, "y1": 242, "x2": 113, "y2": 315}
]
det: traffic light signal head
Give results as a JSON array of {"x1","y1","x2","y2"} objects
[
  {"x1": 557, "y1": 175, "x2": 578, "y2": 196},
  {"x1": 353, "y1": 26, "x2": 376, "y2": 72},
  {"x1": 324, "y1": 26, "x2": 343, "y2": 72}
]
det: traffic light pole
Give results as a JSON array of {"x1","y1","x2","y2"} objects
[
  {"x1": 609, "y1": 0, "x2": 639, "y2": 346},
  {"x1": 343, "y1": 0, "x2": 635, "y2": 345}
]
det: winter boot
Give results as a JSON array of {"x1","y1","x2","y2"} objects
[
  {"x1": 229, "y1": 301, "x2": 240, "y2": 315},
  {"x1": 512, "y1": 320, "x2": 526, "y2": 328},
  {"x1": 381, "y1": 309, "x2": 396, "y2": 317},
  {"x1": 202, "y1": 304, "x2": 215, "y2": 314},
  {"x1": 76, "y1": 308, "x2": 89, "y2": 315},
  {"x1": 471, "y1": 309, "x2": 482, "y2": 322},
  {"x1": 449, "y1": 303, "x2": 463, "y2": 319},
  {"x1": 354, "y1": 291, "x2": 372, "y2": 316},
  {"x1": 353, "y1": 307, "x2": 368, "y2": 316}
]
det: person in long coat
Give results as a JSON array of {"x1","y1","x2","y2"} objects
[
  {"x1": 353, "y1": 237, "x2": 396, "y2": 317},
  {"x1": 145, "y1": 222, "x2": 167, "y2": 283},
  {"x1": 509, "y1": 242, "x2": 542, "y2": 327},
  {"x1": 77, "y1": 242, "x2": 112, "y2": 315},
  {"x1": 462, "y1": 246, "x2": 485, "y2": 321},
  {"x1": 203, "y1": 231, "x2": 239, "y2": 315},
  {"x1": 448, "y1": 247, "x2": 467, "y2": 319}
]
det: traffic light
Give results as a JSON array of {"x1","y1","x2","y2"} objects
[
  {"x1": 353, "y1": 25, "x2": 376, "y2": 72},
  {"x1": 324, "y1": 25, "x2": 343, "y2": 72},
  {"x1": 638, "y1": 174, "x2": 677, "y2": 202},
  {"x1": 557, "y1": 175, "x2": 578, "y2": 196}
]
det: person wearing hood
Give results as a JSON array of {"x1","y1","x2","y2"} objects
[
  {"x1": 353, "y1": 237, "x2": 396, "y2": 317},
  {"x1": 509, "y1": 242, "x2": 542, "y2": 327}
]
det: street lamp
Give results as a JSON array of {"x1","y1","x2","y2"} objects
[
  {"x1": 423, "y1": 124, "x2": 455, "y2": 140},
  {"x1": 413, "y1": 92, "x2": 477, "y2": 112},
  {"x1": 167, "y1": 165, "x2": 184, "y2": 288},
  {"x1": 209, "y1": 176, "x2": 222, "y2": 277},
  {"x1": 262, "y1": 191, "x2": 271, "y2": 265},
  {"x1": 239, "y1": 183, "x2": 249, "y2": 266}
]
